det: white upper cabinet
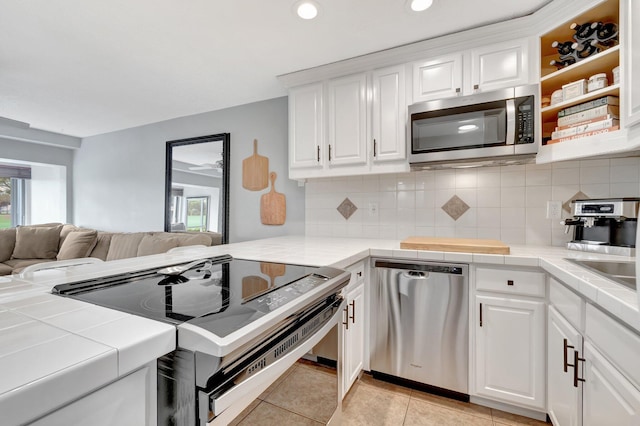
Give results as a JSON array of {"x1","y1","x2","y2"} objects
[
  {"x1": 412, "y1": 54, "x2": 463, "y2": 103},
  {"x1": 327, "y1": 74, "x2": 368, "y2": 167},
  {"x1": 623, "y1": 0, "x2": 640, "y2": 126},
  {"x1": 470, "y1": 39, "x2": 530, "y2": 92},
  {"x1": 371, "y1": 64, "x2": 407, "y2": 163},
  {"x1": 288, "y1": 83, "x2": 324, "y2": 171}
]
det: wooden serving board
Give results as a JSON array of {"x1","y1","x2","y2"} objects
[
  {"x1": 400, "y1": 237, "x2": 510, "y2": 254},
  {"x1": 260, "y1": 172, "x2": 286, "y2": 225},
  {"x1": 242, "y1": 139, "x2": 269, "y2": 191}
]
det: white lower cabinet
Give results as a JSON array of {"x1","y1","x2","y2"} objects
[
  {"x1": 474, "y1": 294, "x2": 546, "y2": 410},
  {"x1": 548, "y1": 306, "x2": 583, "y2": 426},
  {"x1": 342, "y1": 281, "x2": 364, "y2": 396},
  {"x1": 548, "y1": 278, "x2": 640, "y2": 426},
  {"x1": 583, "y1": 341, "x2": 640, "y2": 426}
]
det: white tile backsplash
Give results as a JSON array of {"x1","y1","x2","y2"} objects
[{"x1": 304, "y1": 157, "x2": 640, "y2": 245}]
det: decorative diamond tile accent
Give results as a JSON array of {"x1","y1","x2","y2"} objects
[
  {"x1": 337, "y1": 198, "x2": 358, "y2": 220},
  {"x1": 563, "y1": 191, "x2": 589, "y2": 213},
  {"x1": 441, "y1": 195, "x2": 470, "y2": 221}
]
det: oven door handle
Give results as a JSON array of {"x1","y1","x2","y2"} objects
[{"x1": 202, "y1": 298, "x2": 346, "y2": 426}]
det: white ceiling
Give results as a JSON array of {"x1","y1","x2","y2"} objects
[{"x1": 0, "y1": 0, "x2": 551, "y2": 138}]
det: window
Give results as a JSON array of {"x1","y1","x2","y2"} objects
[
  {"x1": 0, "y1": 165, "x2": 29, "y2": 229},
  {"x1": 186, "y1": 196, "x2": 209, "y2": 232}
]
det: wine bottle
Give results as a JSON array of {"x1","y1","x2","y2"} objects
[
  {"x1": 550, "y1": 58, "x2": 576, "y2": 69},
  {"x1": 594, "y1": 22, "x2": 619, "y2": 45},
  {"x1": 570, "y1": 22, "x2": 597, "y2": 43},
  {"x1": 571, "y1": 40, "x2": 600, "y2": 59},
  {"x1": 551, "y1": 40, "x2": 574, "y2": 56}
]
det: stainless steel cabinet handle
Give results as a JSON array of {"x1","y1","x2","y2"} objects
[
  {"x1": 507, "y1": 280, "x2": 514, "y2": 286},
  {"x1": 474, "y1": 84, "x2": 479, "y2": 91},
  {"x1": 343, "y1": 306, "x2": 349, "y2": 330},
  {"x1": 373, "y1": 139, "x2": 377, "y2": 157},
  {"x1": 479, "y1": 303, "x2": 483, "y2": 327},
  {"x1": 328, "y1": 144, "x2": 332, "y2": 161},
  {"x1": 563, "y1": 338, "x2": 575, "y2": 373},
  {"x1": 350, "y1": 300, "x2": 356, "y2": 324},
  {"x1": 455, "y1": 87, "x2": 461, "y2": 94},
  {"x1": 357, "y1": 271, "x2": 362, "y2": 278},
  {"x1": 573, "y1": 351, "x2": 586, "y2": 387},
  {"x1": 317, "y1": 146, "x2": 320, "y2": 162}
]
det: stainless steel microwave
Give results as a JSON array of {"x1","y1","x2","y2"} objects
[{"x1": 408, "y1": 85, "x2": 538, "y2": 167}]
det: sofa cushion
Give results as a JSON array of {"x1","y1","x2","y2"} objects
[
  {"x1": 0, "y1": 263, "x2": 13, "y2": 276},
  {"x1": 3, "y1": 258, "x2": 55, "y2": 274},
  {"x1": 57, "y1": 230, "x2": 99, "y2": 260},
  {"x1": 174, "y1": 233, "x2": 217, "y2": 247},
  {"x1": 137, "y1": 235, "x2": 181, "y2": 256},
  {"x1": 0, "y1": 228, "x2": 16, "y2": 262},
  {"x1": 106, "y1": 233, "x2": 146, "y2": 261},
  {"x1": 89, "y1": 232, "x2": 114, "y2": 261},
  {"x1": 12, "y1": 225, "x2": 63, "y2": 259}
]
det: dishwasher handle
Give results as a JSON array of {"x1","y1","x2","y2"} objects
[{"x1": 374, "y1": 259, "x2": 465, "y2": 275}]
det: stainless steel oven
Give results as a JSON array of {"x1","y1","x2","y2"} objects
[
  {"x1": 53, "y1": 256, "x2": 350, "y2": 426},
  {"x1": 408, "y1": 84, "x2": 538, "y2": 167}
]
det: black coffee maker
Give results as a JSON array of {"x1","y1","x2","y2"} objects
[{"x1": 562, "y1": 198, "x2": 639, "y2": 256}]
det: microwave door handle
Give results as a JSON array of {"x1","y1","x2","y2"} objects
[{"x1": 505, "y1": 99, "x2": 516, "y2": 145}]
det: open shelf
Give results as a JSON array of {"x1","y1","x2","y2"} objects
[
  {"x1": 541, "y1": 45, "x2": 619, "y2": 91},
  {"x1": 541, "y1": 84, "x2": 620, "y2": 123}
]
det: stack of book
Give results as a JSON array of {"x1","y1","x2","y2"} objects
[{"x1": 547, "y1": 95, "x2": 620, "y2": 144}]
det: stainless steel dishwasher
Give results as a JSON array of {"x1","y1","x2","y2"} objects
[{"x1": 370, "y1": 259, "x2": 469, "y2": 399}]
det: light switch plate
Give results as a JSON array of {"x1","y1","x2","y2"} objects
[{"x1": 546, "y1": 200, "x2": 562, "y2": 219}]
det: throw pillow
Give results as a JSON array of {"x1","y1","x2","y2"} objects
[
  {"x1": 12, "y1": 224, "x2": 63, "y2": 259},
  {"x1": 57, "y1": 230, "x2": 99, "y2": 260},
  {"x1": 0, "y1": 228, "x2": 16, "y2": 262}
]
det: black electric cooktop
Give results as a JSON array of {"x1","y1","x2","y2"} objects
[{"x1": 53, "y1": 256, "x2": 328, "y2": 337}]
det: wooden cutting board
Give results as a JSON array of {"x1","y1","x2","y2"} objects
[
  {"x1": 260, "y1": 172, "x2": 286, "y2": 225},
  {"x1": 242, "y1": 139, "x2": 269, "y2": 191},
  {"x1": 400, "y1": 237, "x2": 510, "y2": 254}
]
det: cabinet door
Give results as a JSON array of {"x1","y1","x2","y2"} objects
[
  {"x1": 412, "y1": 53, "x2": 463, "y2": 102},
  {"x1": 474, "y1": 295, "x2": 546, "y2": 410},
  {"x1": 342, "y1": 282, "x2": 364, "y2": 396},
  {"x1": 583, "y1": 341, "x2": 640, "y2": 426},
  {"x1": 371, "y1": 65, "x2": 406, "y2": 163},
  {"x1": 289, "y1": 83, "x2": 324, "y2": 170},
  {"x1": 327, "y1": 74, "x2": 368, "y2": 166},
  {"x1": 548, "y1": 306, "x2": 582, "y2": 426},
  {"x1": 470, "y1": 39, "x2": 529, "y2": 93},
  {"x1": 624, "y1": 0, "x2": 640, "y2": 126}
]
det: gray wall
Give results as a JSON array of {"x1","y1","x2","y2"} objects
[
  {"x1": 74, "y1": 97, "x2": 305, "y2": 242},
  {"x1": 0, "y1": 137, "x2": 74, "y2": 223}
]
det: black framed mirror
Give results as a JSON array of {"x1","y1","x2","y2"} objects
[{"x1": 164, "y1": 133, "x2": 230, "y2": 244}]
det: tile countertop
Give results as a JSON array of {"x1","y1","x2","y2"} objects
[{"x1": 0, "y1": 235, "x2": 637, "y2": 424}]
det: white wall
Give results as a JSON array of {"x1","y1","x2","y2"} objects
[
  {"x1": 305, "y1": 157, "x2": 640, "y2": 246},
  {"x1": 73, "y1": 97, "x2": 305, "y2": 242},
  {"x1": 28, "y1": 164, "x2": 67, "y2": 224}
]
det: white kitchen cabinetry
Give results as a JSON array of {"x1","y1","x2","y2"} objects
[
  {"x1": 327, "y1": 74, "x2": 368, "y2": 167},
  {"x1": 371, "y1": 65, "x2": 407, "y2": 163},
  {"x1": 289, "y1": 83, "x2": 324, "y2": 170},
  {"x1": 583, "y1": 341, "x2": 640, "y2": 426},
  {"x1": 473, "y1": 266, "x2": 546, "y2": 411},
  {"x1": 288, "y1": 66, "x2": 409, "y2": 180},
  {"x1": 548, "y1": 277, "x2": 640, "y2": 426},
  {"x1": 412, "y1": 39, "x2": 530, "y2": 103},
  {"x1": 623, "y1": 0, "x2": 640, "y2": 126},
  {"x1": 548, "y1": 306, "x2": 583, "y2": 426},
  {"x1": 412, "y1": 53, "x2": 464, "y2": 103},
  {"x1": 470, "y1": 39, "x2": 530, "y2": 93},
  {"x1": 341, "y1": 260, "x2": 365, "y2": 397}
]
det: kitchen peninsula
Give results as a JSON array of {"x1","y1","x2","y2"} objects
[{"x1": 1, "y1": 235, "x2": 637, "y2": 424}]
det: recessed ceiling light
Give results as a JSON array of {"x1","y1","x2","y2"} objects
[
  {"x1": 295, "y1": 1, "x2": 319, "y2": 20},
  {"x1": 409, "y1": 0, "x2": 433, "y2": 12}
]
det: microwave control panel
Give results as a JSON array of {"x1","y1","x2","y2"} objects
[{"x1": 516, "y1": 96, "x2": 535, "y2": 144}]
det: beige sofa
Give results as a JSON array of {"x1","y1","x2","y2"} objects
[{"x1": 0, "y1": 223, "x2": 223, "y2": 276}]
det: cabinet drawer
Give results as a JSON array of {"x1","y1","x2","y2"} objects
[
  {"x1": 476, "y1": 267, "x2": 545, "y2": 297},
  {"x1": 549, "y1": 278, "x2": 584, "y2": 332},
  {"x1": 586, "y1": 303, "x2": 640, "y2": 389}
]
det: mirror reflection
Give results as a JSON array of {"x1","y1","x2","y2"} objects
[{"x1": 164, "y1": 133, "x2": 230, "y2": 243}]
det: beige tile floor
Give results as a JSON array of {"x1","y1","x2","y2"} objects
[{"x1": 231, "y1": 361, "x2": 549, "y2": 426}]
